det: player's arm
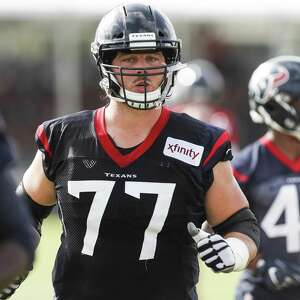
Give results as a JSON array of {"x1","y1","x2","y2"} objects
[
  {"x1": 22, "y1": 150, "x2": 56, "y2": 206},
  {"x1": 20, "y1": 149, "x2": 56, "y2": 242},
  {"x1": 18, "y1": 150, "x2": 56, "y2": 246},
  {"x1": 188, "y1": 161, "x2": 260, "y2": 273},
  {"x1": 206, "y1": 161, "x2": 258, "y2": 262}
]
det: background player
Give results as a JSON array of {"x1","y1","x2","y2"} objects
[
  {"x1": 233, "y1": 56, "x2": 300, "y2": 300},
  {"x1": 170, "y1": 59, "x2": 240, "y2": 153},
  {"x1": 8, "y1": 3, "x2": 259, "y2": 300},
  {"x1": 0, "y1": 116, "x2": 35, "y2": 297}
]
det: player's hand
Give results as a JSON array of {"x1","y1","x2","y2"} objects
[
  {"x1": 257, "y1": 258, "x2": 300, "y2": 291},
  {"x1": 0, "y1": 272, "x2": 28, "y2": 299},
  {"x1": 187, "y1": 222, "x2": 235, "y2": 273}
]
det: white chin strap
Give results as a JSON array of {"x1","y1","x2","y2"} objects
[
  {"x1": 110, "y1": 95, "x2": 163, "y2": 110},
  {"x1": 119, "y1": 87, "x2": 162, "y2": 102}
]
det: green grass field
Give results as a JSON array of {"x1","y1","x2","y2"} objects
[{"x1": 11, "y1": 215, "x2": 240, "y2": 300}]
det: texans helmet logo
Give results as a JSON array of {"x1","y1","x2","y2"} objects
[
  {"x1": 269, "y1": 65, "x2": 289, "y2": 90},
  {"x1": 262, "y1": 66, "x2": 290, "y2": 102},
  {"x1": 250, "y1": 64, "x2": 290, "y2": 104}
]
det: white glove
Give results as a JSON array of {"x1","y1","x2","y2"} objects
[{"x1": 187, "y1": 222, "x2": 249, "y2": 272}]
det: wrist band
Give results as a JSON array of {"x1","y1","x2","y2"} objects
[{"x1": 226, "y1": 237, "x2": 250, "y2": 271}]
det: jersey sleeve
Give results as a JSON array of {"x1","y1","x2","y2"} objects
[
  {"x1": 231, "y1": 142, "x2": 259, "y2": 192},
  {"x1": 35, "y1": 120, "x2": 60, "y2": 181},
  {"x1": 201, "y1": 129, "x2": 233, "y2": 190},
  {"x1": 0, "y1": 132, "x2": 14, "y2": 171},
  {"x1": 202, "y1": 130, "x2": 233, "y2": 169}
]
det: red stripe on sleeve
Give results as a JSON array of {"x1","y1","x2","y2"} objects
[
  {"x1": 202, "y1": 131, "x2": 230, "y2": 167},
  {"x1": 36, "y1": 125, "x2": 52, "y2": 158},
  {"x1": 232, "y1": 168, "x2": 249, "y2": 183}
]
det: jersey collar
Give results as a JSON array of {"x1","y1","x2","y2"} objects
[
  {"x1": 94, "y1": 106, "x2": 170, "y2": 168},
  {"x1": 260, "y1": 136, "x2": 300, "y2": 172}
]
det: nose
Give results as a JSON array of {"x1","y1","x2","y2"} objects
[
  {"x1": 136, "y1": 69, "x2": 147, "y2": 75},
  {"x1": 132, "y1": 57, "x2": 149, "y2": 72}
]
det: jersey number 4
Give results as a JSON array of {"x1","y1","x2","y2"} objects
[
  {"x1": 261, "y1": 184, "x2": 300, "y2": 253},
  {"x1": 68, "y1": 180, "x2": 176, "y2": 260}
]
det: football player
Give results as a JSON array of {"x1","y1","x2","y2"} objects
[
  {"x1": 233, "y1": 56, "x2": 300, "y2": 300},
  {"x1": 0, "y1": 118, "x2": 35, "y2": 297},
  {"x1": 11, "y1": 3, "x2": 259, "y2": 300}
]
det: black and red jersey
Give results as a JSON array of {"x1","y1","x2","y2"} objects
[
  {"x1": 36, "y1": 107, "x2": 232, "y2": 300},
  {"x1": 232, "y1": 136, "x2": 300, "y2": 299}
]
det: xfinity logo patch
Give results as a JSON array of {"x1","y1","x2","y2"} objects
[
  {"x1": 163, "y1": 137, "x2": 204, "y2": 166},
  {"x1": 129, "y1": 32, "x2": 156, "y2": 48}
]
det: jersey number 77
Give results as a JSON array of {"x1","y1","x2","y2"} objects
[{"x1": 68, "y1": 180, "x2": 176, "y2": 260}]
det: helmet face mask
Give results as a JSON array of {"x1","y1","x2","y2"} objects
[
  {"x1": 249, "y1": 56, "x2": 300, "y2": 140},
  {"x1": 91, "y1": 3, "x2": 184, "y2": 110},
  {"x1": 101, "y1": 62, "x2": 169, "y2": 109}
]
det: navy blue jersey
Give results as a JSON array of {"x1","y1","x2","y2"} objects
[
  {"x1": 35, "y1": 107, "x2": 232, "y2": 300},
  {"x1": 0, "y1": 128, "x2": 35, "y2": 264},
  {"x1": 233, "y1": 136, "x2": 300, "y2": 299},
  {"x1": 0, "y1": 125, "x2": 13, "y2": 171}
]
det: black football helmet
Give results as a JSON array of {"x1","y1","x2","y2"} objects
[
  {"x1": 172, "y1": 59, "x2": 225, "y2": 104},
  {"x1": 249, "y1": 56, "x2": 300, "y2": 140},
  {"x1": 91, "y1": 3, "x2": 184, "y2": 110}
]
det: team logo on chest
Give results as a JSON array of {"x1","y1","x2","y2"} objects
[{"x1": 163, "y1": 137, "x2": 204, "y2": 166}]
